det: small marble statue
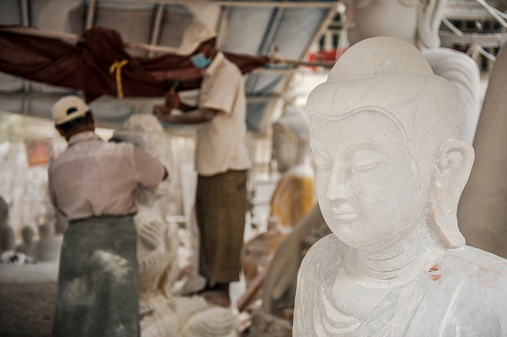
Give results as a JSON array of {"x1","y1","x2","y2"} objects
[
  {"x1": 32, "y1": 223, "x2": 62, "y2": 262},
  {"x1": 293, "y1": 37, "x2": 507, "y2": 336},
  {"x1": 15, "y1": 226, "x2": 35, "y2": 257},
  {"x1": 0, "y1": 196, "x2": 15, "y2": 254}
]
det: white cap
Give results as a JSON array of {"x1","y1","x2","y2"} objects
[
  {"x1": 52, "y1": 96, "x2": 90, "y2": 126},
  {"x1": 177, "y1": 22, "x2": 217, "y2": 56}
]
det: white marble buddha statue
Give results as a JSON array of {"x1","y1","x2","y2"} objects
[
  {"x1": 293, "y1": 37, "x2": 507, "y2": 337},
  {"x1": 260, "y1": 0, "x2": 482, "y2": 325},
  {"x1": 344, "y1": 0, "x2": 481, "y2": 145}
]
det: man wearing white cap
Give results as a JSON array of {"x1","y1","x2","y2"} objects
[
  {"x1": 49, "y1": 95, "x2": 167, "y2": 337},
  {"x1": 153, "y1": 23, "x2": 251, "y2": 307}
]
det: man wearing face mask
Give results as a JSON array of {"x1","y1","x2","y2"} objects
[{"x1": 153, "y1": 23, "x2": 251, "y2": 307}]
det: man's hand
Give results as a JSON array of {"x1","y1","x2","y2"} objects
[
  {"x1": 152, "y1": 104, "x2": 169, "y2": 119},
  {"x1": 164, "y1": 90, "x2": 179, "y2": 111}
]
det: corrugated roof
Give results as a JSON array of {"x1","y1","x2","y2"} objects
[{"x1": 0, "y1": 0, "x2": 339, "y2": 133}]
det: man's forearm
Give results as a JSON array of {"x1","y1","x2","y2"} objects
[
  {"x1": 177, "y1": 101, "x2": 196, "y2": 113},
  {"x1": 161, "y1": 108, "x2": 217, "y2": 124}
]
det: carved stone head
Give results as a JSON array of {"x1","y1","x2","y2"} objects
[
  {"x1": 344, "y1": 0, "x2": 447, "y2": 49},
  {"x1": 113, "y1": 114, "x2": 168, "y2": 206},
  {"x1": 272, "y1": 105, "x2": 311, "y2": 174},
  {"x1": 306, "y1": 37, "x2": 474, "y2": 251}
]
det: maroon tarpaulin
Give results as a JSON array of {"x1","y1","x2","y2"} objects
[{"x1": 0, "y1": 26, "x2": 270, "y2": 101}]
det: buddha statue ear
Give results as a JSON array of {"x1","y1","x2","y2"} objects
[
  {"x1": 428, "y1": 138, "x2": 474, "y2": 247},
  {"x1": 416, "y1": 0, "x2": 446, "y2": 49}
]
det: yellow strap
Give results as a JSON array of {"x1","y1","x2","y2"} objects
[{"x1": 109, "y1": 59, "x2": 129, "y2": 99}]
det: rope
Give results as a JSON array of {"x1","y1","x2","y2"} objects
[{"x1": 109, "y1": 60, "x2": 129, "y2": 99}]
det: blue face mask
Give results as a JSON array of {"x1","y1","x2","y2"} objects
[{"x1": 190, "y1": 52, "x2": 211, "y2": 69}]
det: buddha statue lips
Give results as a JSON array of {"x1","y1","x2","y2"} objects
[
  {"x1": 330, "y1": 204, "x2": 358, "y2": 222},
  {"x1": 293, "y1": 37, "x2": 507, "y2": 337}
]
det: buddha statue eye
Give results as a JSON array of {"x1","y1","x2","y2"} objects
[
  {"x1": 349, "y1": 149, "x2": 384, "y2": 171},
  {"x1": 314, "y1": 150, "x2": 332, "y2": 169}
]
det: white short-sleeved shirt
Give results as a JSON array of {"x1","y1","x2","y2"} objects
[
  {"x1": 195, "y1": 52, "x2": 251, "y2": 176},
  {"x1": 48, "y1": 131, "x2": 165, "y2": 221}
]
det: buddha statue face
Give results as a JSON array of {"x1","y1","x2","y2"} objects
[
  {"x1": 311, "y1": 111, "x2": 428, "y2": 249},
  {"x1": 344, "y1": 0, "x2": 446, "y2": 49},
  {"x1": 272, "y1": 124, "x2": 299, "y2": 174},
  {"x1": 306, "y1": 37, "x2": 473, "y2": 250}
]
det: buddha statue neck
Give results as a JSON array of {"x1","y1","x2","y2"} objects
[{"x1": 342, "y1": 215, "x2": 445, "y2": 288}]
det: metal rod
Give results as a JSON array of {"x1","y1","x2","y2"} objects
[
  {"x1": 476, "y1": 45, "x2": 497, "y2": 61},
  {"x1": 1, "y1": 26, "x2": 80, "y2": 41},
  {"x1": 299, "y1": 1, "x2": 339, "y2": 61},
  {"x1": 439, "y1": 31, "x2": 507, "y2": 47},
  {"x1": 274, "y1": 57, "x2": 334, "y2": 68},
  {"x1": 259, "y1": 6, "x2": 285, "y2": 55},
  {"x1": 102, "y1": 0, "x2": 336, "y2": 9},
  {"x1": 20, "y1": 0, "x2": 30, "y2": 26},
  {"x1": 278, "y1": 1, "x2": 339, "y2": 107},
  {"x1": 245, "y1": 5, "x2": 286, "y2": 93},
  {"x1": 474, "y1": 0, "x2": 507, "y2": 29},
  {"x1": 148, "y1": 2, "x2": 165, "y2": 57},
  {"x1": 442, "y1": 17, "x2": 463, "y2": 36},
  {"x1": 0, "y1": 26, "x2": 180, "y2": 53},
  {"x1": 251, "y1": 68, "x2": 297, "y2": 74},
  {"x1": 126, "y1": 41, "x2": 180, "y2": 54},
  {"x1": 20, "y1": 0, "x2": 31, "y2": 97},
  {"x1": 85, "y1": 0, "x2": 96, "y2": 29},
  {"x1": 215, "y1": 4, "x2": 227, "y2": 47}
]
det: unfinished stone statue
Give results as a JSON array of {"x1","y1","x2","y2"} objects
[
  {"x1": 344, "y1": 0, "x2": 480, "y2": 144},
  {"x1": 0, "y1": 196, "x2": 15, "y2": 254},
  {"x1": 15, "y1": 226, "x2": 35, "y2": 257},
  {"x1": 242, "y1": 105, "x2": 316, "y2": 309},
  {"x1": 114, "y1": 114, "x2": 236, "y2": 337},
  {"x1": 293, "y1": 37, "x2": 507, "y2": 336},
  {"x1": 270, "y1": 105, "x2": 316, "y2": 230},
  {"x1": 112, "y1": 113, "x2": 179, "y2": 297},
  {"x1": 260, "y1": 206, "x2": 329, "y2": 319},
  {"x1": 458, "y1": 40, "x2": 507, "y2": 259},
  {"x1": 32, "y1": 223, "x2": 63, "y2": 262}
]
